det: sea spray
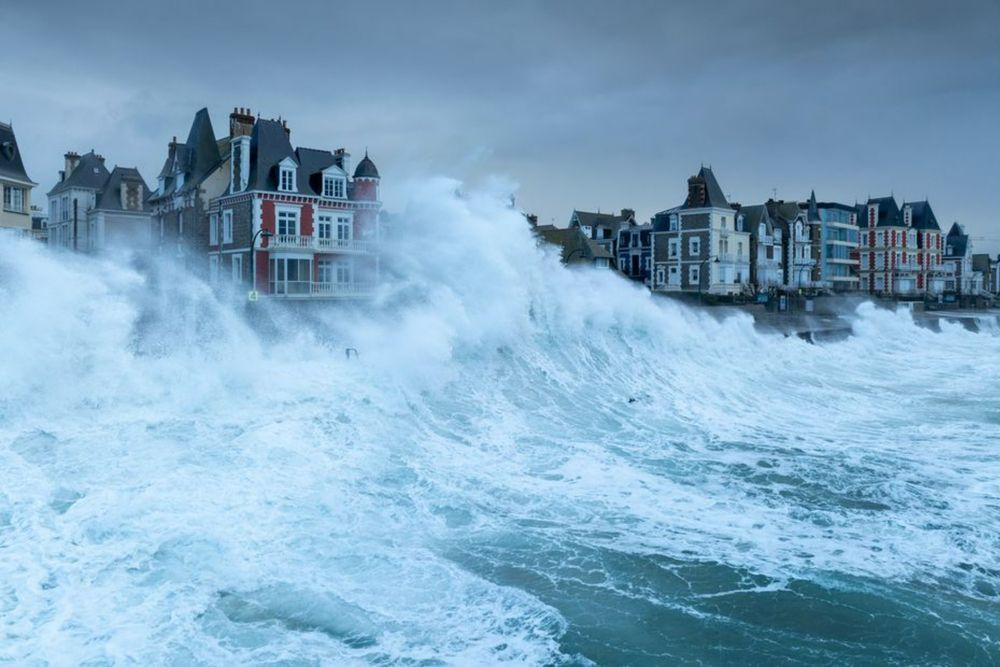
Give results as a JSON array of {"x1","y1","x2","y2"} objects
[{"x1": 0, "y1": 180, "x2": 998, "y2": 664}]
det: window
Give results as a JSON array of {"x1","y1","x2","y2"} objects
[
  {"x1": 209, "y1": 214, "x2": 218, "y2": 244},
  {"x1": 689, "y1": 265, "x2": 700, "y2": 285},
  {"x1": 644, "y1": 256, "x2": 650, "y2": 270},
  {"x1": 656, "y1": 268, "x2": 665, "y2": 286},
  {"x1": 3, "y1": 186, "x2": 24, "y2": 212},
  {"x1": 689, "y1": 237, "x2": 701, "y2": 257},
  {"x1": 318, "y1": 259, "x2": 333, "y2": 284},
  {"x1": 50, "y1": 198, "x2": 59, "y2": 223},
  {"x1": 337, "y1": 216, "x2": 352, "y2": 242},
  {"x1": 61, "y1": 196, "x2": 69, "y2": 221},
  {"x1": 222, "y1": 210, "x2": 233, "y2": 243},
  {"x1": 323, "y1": 176, "x2": 345, "y2": 198},
  {"x1": 620, "y1": 257, "x2": 628, "y2": 271},
  {"x1": 737, "y1": 242, "x2": 743, "y2": 257},
  {"x1": 668, "y1": 265, "x2": 679, "y2": 286},
  {"x1": 209, "y1": 255, "x2": 219, "y2": 283},
  {"x1": 669, "y1": 214, "x2": 678, "y2": 231},
  {"x1": 269, "y1": 257, "x2": 311, "y2": 295},
  {"x1": 335, "y1": 258, "x2": 352, "y2": 283},
  {"x1": 668, "y1": 239, "x2": 678, "y2": 258},
  {"x1": 277, "y1": 209, "x2": 298, "y2": 236},
  {"x1": 279, "y1": 167, "x2": 295, "y2": 192},
  {"x1": 232, "y1": 255, "x2": 243, "y2": 282},
  {"x1": 317, "y1": 214, "x2": 332, "y2": 240},
  {"x1": 721, "y1": 216, "x2": 727, "y2": 229}
]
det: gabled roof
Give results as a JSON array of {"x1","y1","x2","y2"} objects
[
  {"x1": 247, "y1": 119, "x2": 296, "y2": 191},
  {"x1": 0, "y1": 121, "x2": 34, "y2": 185},
  {"x1": 94, "y1": 166, "x2": 152, "y2": 212},
  {"x1": 904, "y1": 200, "x2": 940, "y2": 231},
  {"x1": 739, "y1": 204, "x2": 773, "y2": 236},
  {"x1": 535, "y1": 226, "x2": 613, "y2": 263},
  {"x1": 945, "y1": 222, "x2": 969, "y2": 257},
  {"x1": 48, "y1": 151, "x2": 111, "y2": 196},
  {"x1": 765, "y1": 199, "x2": 803, "y2": 224}
]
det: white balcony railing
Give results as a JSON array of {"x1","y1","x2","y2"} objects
[
  {"x1": 269, "y1": 234, "x2": 373, "y2": 253},
  {"x1": 312, "y1": 281, "x2": 377, "y2": 297},
  {"x1": 268, "y1": 281, "x2": 377, "y2": 298},
  {"x1": 316, "y1": 238, "x2": 371, "y2": 253}
]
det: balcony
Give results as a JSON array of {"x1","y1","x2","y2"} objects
[
  {"x1": 269, "y1": 234, "x2": 373, "y2": 254},
  {"x1": 269, "y1": 281, "x2": 377, "y2": 298}
]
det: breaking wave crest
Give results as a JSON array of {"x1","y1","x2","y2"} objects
[{"x1": 1, "y1": 178, "x2": 999, "y2": 665}]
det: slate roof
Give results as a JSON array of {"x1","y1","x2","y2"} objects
[
  {"x1": 0, "y1": 121, "x2": 34, "y2": 185},
  {"x1": 904, "y1": 200, "x2": 940, "y2": 231},
  {"x1": 353, "y1": 152, "x2": 379, "y2": 179},
  {"x1": 536, "y1": 226, "x2": 614, "y2": 263},
  {"x1": 683, "y1": 166, "x2": 730, "y2": 210},
  {"x1": 946, "y1": 222, "x2": 969, "y2": 257},
  {"x1": 765, "y1": 199, "x2": 803, "y2": 224},
  {"x1": 48, "y1": 151, "x2": 111, "y2": 196},
  {"x1": 739, "y1": 204, "x2": 773, "y2": 237},
  {"x1": 151, "y1": 108, "x2": 224, "y2": 200},
  {"x1": 94, "y1": 167, "x2": 152, "y2": 212},
  {"x1": 806, "y1": 190, "x2": 820, "y2": 222},
  {"x1": 864, "y1": 196, "x2": 902, "y2": 228},
  {"x1": 246, "y1": 118, "x2": 297, "y2": 191}
]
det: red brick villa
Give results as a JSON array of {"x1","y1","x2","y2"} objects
[{"x1": 152, "y1": 107, "x2": 381, "y2": 298}]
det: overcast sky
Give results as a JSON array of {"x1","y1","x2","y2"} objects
[{"x1": 4, "y1": 0, "x2": 999, "y2": 252}]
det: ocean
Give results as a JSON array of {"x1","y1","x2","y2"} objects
[{"x1": 1, "y1": 179, "x2": 998, "y2": 665}]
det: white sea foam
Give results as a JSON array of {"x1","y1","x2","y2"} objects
[{"x1": 1, "y1": 179, "x2": 998, "y2": 664}]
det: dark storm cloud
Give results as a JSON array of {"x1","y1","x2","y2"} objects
[{"x1": 3, "y1": 0, "x2": 999, "y2": 250}]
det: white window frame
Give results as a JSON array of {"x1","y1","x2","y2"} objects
[
  {"x1": 232, "y1": 254, "x2": 243, "y2": 282},
  {"x1": 278, "y1": 158, "x2": 298, "y2": 193},
  {"x1": 317, "y1": 213, "x2": 333, "y2": 240},
  {"x1": 222, "y1": 210, "x2": 233, "y2": 243},
  {"x1": 669, "y1": 214, "x2": 678, "y2": 231},
  {"x1": 689, "y1": 237, "x2": 701, "y2": 257},
  {"x1": 209, "y1": 213, "x2": 218, "y2": 245},
  {"x1": 668, "y1": 239, "x2": 678, "y2": 258},
  {"x1": 336, "y1": 216, "x2": 352, "y2": 242},
  {"x1": 689, "y1": 265, "x2": 700, "y2": 285},
  {"x1": 275, "y1": 205, "x2": 300, "y2": 237},
  {"x1": 318, "y1": 259, "x2": 334, "y2": 284}
]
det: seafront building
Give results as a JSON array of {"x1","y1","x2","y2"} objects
[
  {"x1": 530, "y1": 215, "x2": 614, "y2": 268},
  {"x1": 737, "y1": 203, "x2": 784, "y2": 293},
  {"x1": 763, "y1": 199, "x2": 813, "y2": 290},
  {"x1": 857, "y1": 196, "x2": 946, "y2": 297},
  {"x1": 208, "y1": 113, "x2": 381, "y2": 297},
  {"x1": 47, "y1": 150, "x2": 152, "y2": 252},
  {"x1": 802, "y1": 192, "x2": 860, "y2": 292},
  {"x1": 0, "y1": 121, "x2": 37, "y2": 235},
  {"x1": 944, "y1": 223, "x2": 984, "y2": 298},
  {"x1": 148, "y1": 108, "x2": 233, "y2": 270},
  {"x1": 651, "y1": 167, "x2": 751, "y2": 296},
  {"x1": 615, "y1": 220, "x2": 653, "y2": 284}
]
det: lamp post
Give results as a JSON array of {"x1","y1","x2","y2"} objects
[
  {"x1": 249, "y1": 228, "x2": 273, "y2": 298},
  {"x1": 697, "y1": 255, "x2": 720, "y2": 305},
  {"x1": 791, "y1": 262, "x2": 812, "y2": 312}
]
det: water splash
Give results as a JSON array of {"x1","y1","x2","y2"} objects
[{"x1": 1, "y1": 179, "x2": 998, "y2": 664}]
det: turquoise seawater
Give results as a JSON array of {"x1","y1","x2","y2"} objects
[{"x1": 1, "y1": 183, "x2": 998, "y2": 665}]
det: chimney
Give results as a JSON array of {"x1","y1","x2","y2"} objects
[
  {"x1": 687, "y1": 175, "x2": 706, "y2": 208},
  {"x1": 526, "y1": 213, "x2": 539, "y2": 227},
  {"x1": 333, "y1": 147, "x2": 351, "y2": 175},
  {"x1": 229, "y1": 106, "x2": 255, "y2": 138},
  {"x1": 281, "y1": 118, "x2": 290, "y2": 137},
  {"x1": 620, "y1": 208, "x2": 635, "y2": 222},
  {"x1": 64, "y1": 151, "x2": 80, "y2": 177}
]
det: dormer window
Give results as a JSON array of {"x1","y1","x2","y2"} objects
[
  {"x1": 280, "y1": 168, "x2": 295, "y2": 192},
  {"x1": 323, "y1": 176, "x2": 345, "y2": 199},
  {"x1": 278, "y1": 157, "x2": 298, "y2": 193}
]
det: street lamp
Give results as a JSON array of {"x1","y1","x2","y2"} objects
[
  {"x1": 249, "y1": 228, "x2": 274, "y2": 297},
  {"x1": 697, "y1": 255, "x2": 721, "y2": 305}
]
